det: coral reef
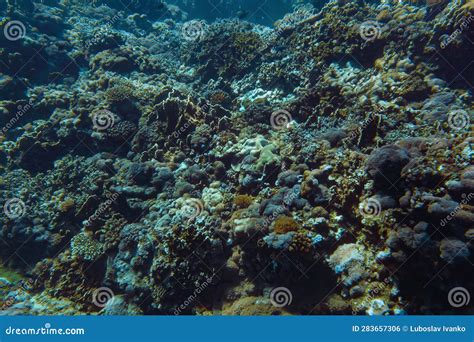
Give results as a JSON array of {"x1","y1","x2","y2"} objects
[{"x1": 0, "y1": 0, "x2": 472, "y2": 316}]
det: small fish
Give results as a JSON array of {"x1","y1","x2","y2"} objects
[{"x1": 236, "y1": 10, "x2": 249, "y2": 20}]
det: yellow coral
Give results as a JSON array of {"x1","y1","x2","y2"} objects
[
  {"x1": 274, "y1": 216, "x2": 300, "y2": 234},
  {"x1": 233, "y1": 194, "x2": 254, "y2": 209}
]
